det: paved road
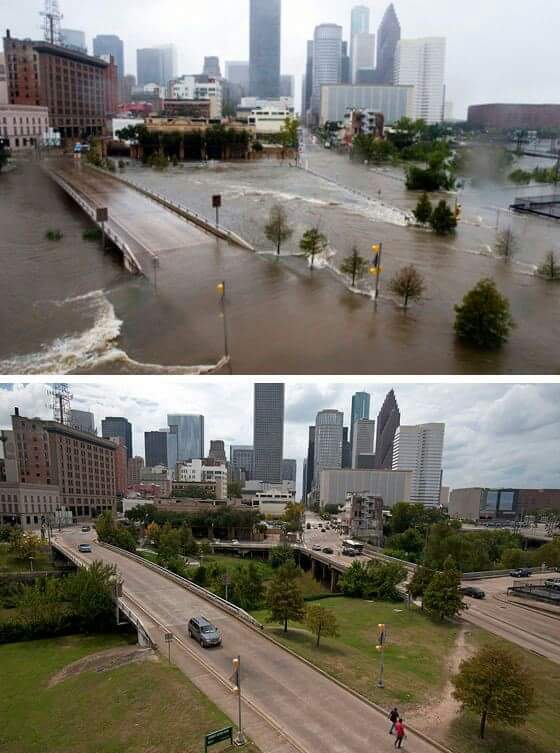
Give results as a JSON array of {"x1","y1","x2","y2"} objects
[
  {"x1": 58, "y1": 529, "x2": 445, "y2": 753},
  {"x1": 49, "y1": 158, "x2": 232, "y2": 274}
]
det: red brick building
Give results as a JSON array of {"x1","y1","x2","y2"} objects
[
  {"x1": 3, "y1": 30, "x2": 118, "y2": 139},
  {"x1": 108, "y1": 436, "x2": 128, "y2": 497},
  {"x1": 468, "y1": 103, "x2": 560, "y2": 130}
]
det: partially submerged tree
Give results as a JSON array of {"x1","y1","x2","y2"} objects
[
  {"x1": 495, "y1": 228, "x2": 518, "y2": 262},
  {"x1": 389, "y1": 264, "x2": 426, "y2": 308},
  {"x1": 452, "y1": 645, "x2": 534, "y2": 739},
  {"x1": 537, "y1": 250, "x2": 560, "y2": 281},
  {"x1": 340, "y1": 245, "x2": 369, "y2": 287},
  {"x1": 413, "y1": 193, "x2": 433, "y2": 224},
  {"x1": 299, "y1": 227, "x2": 328, "y2": 269},
  {"x1": 305, "y1": 604, "x2": 339, "y2": 647},
  {"x1": 454, "y1": 278, "x2": 514, "y2": 349},
  {"x1": 429, "y1": 200, "x2": 458, "y2": 235},
  {"x1": 265, "y1": 205, "x2": 293, "y2": 255}
]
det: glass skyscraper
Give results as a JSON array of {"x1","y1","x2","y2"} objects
[
  {"x1": 253, "y1": 383, "x2": 284, "y2": 483},
  {"x1": 375, "y1": 389, "x2": 400, "y2": 469},
  {"x1": 93, "y1": 35, "x2": 124, "y2": 79},
  {"x1": 101, "y1": 416, "x2": 132, "y2": 459},
  {"x1": 376, "y1": 3, "x2": 401, "y2": 85},
  {"x1": 144, "y1": 430, "x2": 168, "y2": 468},
  {"x1": 350, "y1": 391, "x2": 370, "y2": 453},
  {"x1": 249, "y1": 0, "x2": 281, "y2": 99},
  {"x1": 167, "y1": 415, "x2": 205, "y2": 473},
  {"x1": 313, "y1": 410, "x2": 344, "y2": 488}
]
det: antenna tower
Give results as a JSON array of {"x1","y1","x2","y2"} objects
[
  {"x1": 40, "y1": 0, "x2": 63, "y2": 45},
  {"x1": 47, "y1": 383, "x2": 73, "y2": 425}
]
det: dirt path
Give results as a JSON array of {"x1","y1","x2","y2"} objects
[
  {"x1": 48, "y1": 644, "x2": 155, "y2": 687},
  {"x1": 407, "y1": 628, "x2": 473, "y2": 736}
]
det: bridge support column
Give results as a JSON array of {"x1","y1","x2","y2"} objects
[
  {"x1": 330, "y1": 569, "x2": 338, "y2": 593},
  {"x1": 137, "y1": 627, "x2": 151, "y2": 647},
  {"x1": 311, "y1": 558, "x2": 318, "y2": 578}
]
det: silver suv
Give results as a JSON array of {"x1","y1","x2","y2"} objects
[{"x1": 188, "y1": 616, "x2": 222, "y2": 648}]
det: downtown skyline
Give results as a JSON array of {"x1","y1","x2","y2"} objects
[
  {"x1": 2, "y1": 0, "x2": 559, "y2": 118},
  {"x1": 1, "y1": 382, "x2": 559, "y2": 494}
]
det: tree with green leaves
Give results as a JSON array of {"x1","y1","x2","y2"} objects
[
  {"x1": 429, "y1": 200, "x2": 457, "y2": 235},
  {"x1": 452, "y1": 645, "x2": 534, "y2": 739},
  {"x1": 338, "y1": 560, "x2": 406, "y2": 600},
  {"x1": 495, "y1": 228, "x2": 518, "y2": 262},
  {"x1": 231, "y1": 562, "x2": 265, "y2": 611},
  {"x1": 413, "y1": 193, "x2": 433, "y2": 224},
  {"x1": 300, "y1": 227, "x2": 328, "y2": 269},
  {"x1": 270, "y1": 544, "x2": 296, "y2": 568},
  {"x1": 279, "y1": 116, "x2": 300, "y2": 151},
  {"x1": 305, "y1": 604, "x2": 339, "y2": 647},
  {"x1": 228, "y1": 481, "x2": 243, "y2": 498},
  {"x1": 265, "y1": 205, "x2": 293, "y2": 255},
  {"x1": 423, "y1": 556, "x2": 465, "y2": 621},
  {"x1": 157, "y1": 525, "x2": 182, "y2": 566},
  {"x1": 9, "y1": 531, "x2": 41, "y2": 560},
  {"x1": 0, "y1": 142, "x2": 9, "y2": 173},
  {"x1": 340, "y1": 245, "x2": 369, "y2": 287},
  {"x1": 454, "y1": 278, "x2": 514, "y2": 349},
  {"x1": 61, "y1": 560, "x2": 117, "y2": 631},
  {"x1": 266, "y1": 561, "x2": 305, "y2": 632},
  {"x1": 538, "y1": 250, "x2": 560, "y2": 281},
  {"x1": 407, "y1": 565, "x2": 435, "y2": 608},
  {"x1": 389, "y1": 264, "x2": 426, "y2": 308}
]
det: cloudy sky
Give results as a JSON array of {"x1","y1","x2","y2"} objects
[
  {"x1": 1, "y1": 381, "x2": 559, "y2": 495},
  {"x1": 2, "y1": 0, "x2": 558, "y2": 118}
]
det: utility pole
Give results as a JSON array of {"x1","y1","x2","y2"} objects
[{"x1": 231, "y1": 656, "x2": 246, "y2": 746}]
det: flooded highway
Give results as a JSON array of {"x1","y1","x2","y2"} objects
[{"x1": 0, "y1": 145, "x2": 559, "y2": 375}]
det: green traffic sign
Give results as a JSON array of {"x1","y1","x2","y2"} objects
[{"x1": 204, "y1": 726, "x2": 233, "y2": 753}]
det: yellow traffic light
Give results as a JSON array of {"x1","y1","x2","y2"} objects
[
  {"x1": 371, "y1": 244, "x2": 381, "y2": 253},
  {"x1": 232, "y1": 685, "x2": 240, "y2": 694},
  {"x1": 216, "y1": 282, "x2": 225, "y2": 294},
  {"x1": 376, "y1": 645, "x2": 382, "y2": 651},
  {"x1": 378, "y1": 624, "x2": 385, "y2": 629}
]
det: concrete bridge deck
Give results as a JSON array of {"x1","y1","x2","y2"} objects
[{"x1": 46, "y1": 158, "x2": 240, "y2": 278}]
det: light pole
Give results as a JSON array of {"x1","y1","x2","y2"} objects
[
  {"x1": 216, "y1": 281, "x2": 231, "y2": 370},
  {"x1": 231, "y1": 656, "x2": 246, "y2": 746},
  {"x1": 369, "y1": 242, "x2": 384, "y2": 303},
  {"x1": 376, "y1": 623, "x2": 386, "y2": 689}
]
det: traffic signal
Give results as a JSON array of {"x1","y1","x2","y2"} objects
[{"x1": 216, "y1": 281, "x2": 225, "y2": 296}]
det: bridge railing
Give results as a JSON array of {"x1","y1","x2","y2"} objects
[{"x1": 98, "y1": 542, "x2": 264, "y2": 630}]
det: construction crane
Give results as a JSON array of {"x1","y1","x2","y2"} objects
[
  {"x1": 40, "y1": 0, "x2": 63, "y2": 45},
  {"x1": 46, "y1": 383, "x2": 73, "y2": 425}
]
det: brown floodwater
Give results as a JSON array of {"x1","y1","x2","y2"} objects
[{"x1": 0, "y1": 145, "x2": 559, "y2": 375}]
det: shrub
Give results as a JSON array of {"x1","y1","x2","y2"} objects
[{"x1": 45, "y1": 229, "x2": 63, "y2": 241}]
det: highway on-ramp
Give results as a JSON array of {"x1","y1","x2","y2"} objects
[{"x1": 56, "y1": 529, "x2": 447, "y2": 753}]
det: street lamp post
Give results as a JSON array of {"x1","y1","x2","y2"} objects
[
  {"x1": 231, "y1": 656, "x2": 246, "y2": 746},
  {"x1": 216, "y1": 281, "x2": 230, "y2": 368},
  {"x1": 376, "y1": 623, "x2": 387, "y2": 689},
  {"x1": 369, "y1": 242, "x2": 384, "y2": 303}
]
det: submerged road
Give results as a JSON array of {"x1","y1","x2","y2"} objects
[
  {"x1": 57, "y1": 529, "x2": 447, "y2": 753},
  {"x1": 48, "y1": 158, "x2": 236, "y2": 276}
]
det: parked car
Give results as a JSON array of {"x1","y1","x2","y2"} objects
[
  {"x1": 460, "y1": 586, "x2": 485, "y2": 599},
  {"x1": 312, "y1": 545, "x2": 322, "y2": 551},
  {"x1": 545, "y1": 578, "x2": 560, "y2": 592},
  {"x1": 342, "y1": 547, "x2": 357, "y2": 557},
  {"x1": 78, "y1": 543, "x2": 92, "y2": 553},
  {"x1": 188, "y1": 616, "x2": 222, "y2": 648},
  {"x1": 510, "y1": 568, "x2": 531, "y2": 578},
  {"x1": 322, "y1": 547, "x2": 334, "y2": 555},
  {"x1": 81, "y1": 525, "x2": 91, "y2": 533}
]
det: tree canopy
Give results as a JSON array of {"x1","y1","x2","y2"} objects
[
  {"x1": 266, "y1": 562, "x2": 305, "y2": 632},
  {"x1": 454, "y1": 278, "x2": 514, "y2": 350},
  {"x1": 305, "y1": 604, "x2": 339, "y2": 647},
  {"x1": 300, "y1": 228, "x2": 328, "y2": 269},
  {"x1": 423, "y1": 556, "x2": 465, "y2": 621}
]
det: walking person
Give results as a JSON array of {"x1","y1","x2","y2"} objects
[
  {"x1": 389, "y1": 708, "x2": 399, "y2": 735},
  {"x1": 394, "y1": 718, "x2": 406, "y2": 749}
]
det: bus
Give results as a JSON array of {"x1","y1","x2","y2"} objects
[{"x1": 342, "y1": 540, "x2": 365, "y2": 555}]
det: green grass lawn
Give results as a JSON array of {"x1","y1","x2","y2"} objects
[
  {"x1": 446, "y1": 629, "x2": 560, "y2": 753},
  {"x1": 252, "y1": 596, "x2": 459, "y2": 710},
  {"x1": 0, "y1": 542, "x2": 56, "y2": 573},
  {"x1": 0, "y1": 633, "x2": 260, "y2": 753}
]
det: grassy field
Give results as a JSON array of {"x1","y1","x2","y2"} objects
[
  {"x1": 0, "y1": 633, "x2": 260, "y2": 753},
  {"x1": 253, "y1": 596, "x2": 459, "y2": 710},
  {"x1": 446, "y1": 628, "x2": 560, "y2": 753},
  {"x1": 0, "y1": 542, "x2": 56, "y2": 573}
]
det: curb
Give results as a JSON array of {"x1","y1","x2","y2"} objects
[{"x1": 100, "y1": 541, "x2": 456, "y2": 753}]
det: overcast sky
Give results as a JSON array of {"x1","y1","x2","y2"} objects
[
  {"x1": 2, "y1": 0, "x2": 558, "y2": 118},
  {"x1": 1, "y1": 381, "x2": 559, "y2": 495}
]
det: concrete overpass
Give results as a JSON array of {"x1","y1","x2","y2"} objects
[{"x1": 52, "y1": 530, "x2": 451, "y2": 753}]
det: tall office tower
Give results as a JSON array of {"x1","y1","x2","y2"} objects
[
  {"x1": 350, "y1": 5, "x2": 370, "y2": 70},
  {"x1": 144, "y1": 430, "x2": 168, "y2": 468},
  {"x1": 375, "y1": 389, "x2": 400, "y2": 469},
  {"x1": 282, "y1": 459, "x2": 297, "y2": 484},
  {"x1": 311, "y1": 24, "x2": 343, "y2": 117},
  {"x1": 341, "y1": 40, "x2": 351, "y2": 85},
  {"x1": 110, "y1": 437, "x2": 128, "y2": 496},
  {"x1": 61, "y1": 29, "x2": 87, "y2": 53},
  {"x1": 128, "y1": 456, "x2": 145, "y2": 486},
  {"x1": 137, "y1": 45, "x2": 177, "y2": 87},
  {"x1": 93, "y1": 35, "x2": 124, "y2": 79},
  {"x1": 225, "y1": 61, "x2": 249, "y2": 91},
  {"x1": 313, "y1": 410, "x2": 344, "y2": 488},
  {"x1": 101, "y1": 417, "x2": 132, "y2": 459},
  {"x1": 376, "y1": 3, "x2": 401, "y2": 85},
  {"x1": 342, "y1": 427, "x2": 352, "y2": 469},
  {"x1": 167, "y1": 415, "x2": 205, "y2": 471},
  {"x1": 230, "y1": 445, "x2": 255, "y2": 480},
  {"x1": 392, "y1": 424, "x2": 445, "y2": 506},
  {"x1": 302, "y1": 459, "x2": 308, "y2": 501},
  {"x1": 352, "y1": 32, "x2": 375, "y2": 83},
  {"x1": 203, "y1": 56, "x2": 222, "y2": 78},
  {"x1": 304, "y1": 426, "x2": 315, "y2": 498},
  {"x1": 350, "y1": 391, "x2": 371, "y2": 456},
  {"x1": 0, "y1": 53, "x2": 7, "y2": 104},
  {"x1": 253, "y1": 383, "x2": 284, "y2": 483},
  {"x1": 249, "y1": 0, "x2": 281, "y2": 98},
  {"x1": 303, "y1": 40, "x2": 314, "y2": 116},
  {"x1": 394, "y1": 37, "x2": 446, "y2": 124},
  {"x1": 352, "y1": 419, "x2": 376, "y2": 468},
  {"x1": 280, "y1": 74, "x2": 295, "y2": 98},
  {"x1": 68, "y1": 409, "x2": 95, "y2": 434},
  {"x1": 209, "y1": 440, "x2": 227, "y2": 464}
]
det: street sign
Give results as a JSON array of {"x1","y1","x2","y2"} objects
[
  {"x1": 204, "y1": 727, "x2": 233, "y2": 753},
  {"x1": 164, "y1": 632, "x2": 173, "y2": 642},
  {"x1": 96, "y1": 207, "x2": 109, "y2": 223},
  {"x1": 212, "y1": 194, "x2": 222, "y2": 208}
]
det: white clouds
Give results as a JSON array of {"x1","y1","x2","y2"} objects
[
  {"x1": 0, "y1": 380, "x2": 558, "y2": 493},
  {"x1": 2, "y1": 0, "x2": 558, "y2": 117}
]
